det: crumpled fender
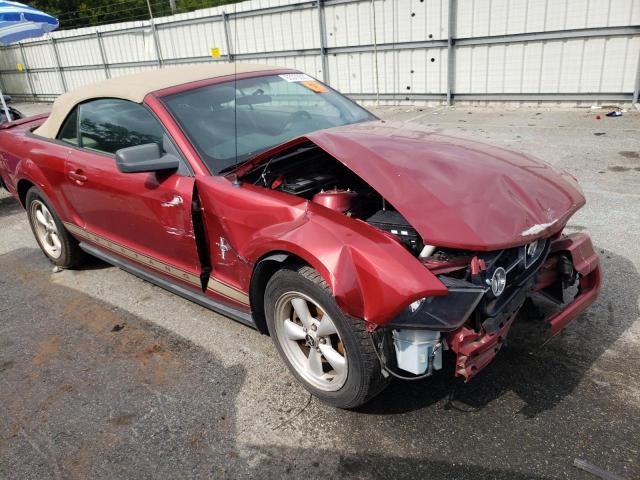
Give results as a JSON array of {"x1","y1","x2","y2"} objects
[{"x1": 195, "y1": 176, "x2": 447, "y2": 325}]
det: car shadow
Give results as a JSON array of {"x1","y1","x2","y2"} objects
[
  {"x1": 358, "y1": 247, "x2": 639, "y2": 417},
  {"x1": 0, "y1": 193, "x2": 22, "y2": 218},
  {"x1": 71, "y1": 254, "x2": 114, "y2": 271},
  {"x1": 242, "y1": 444, "x2": 551, "y2": 479}
]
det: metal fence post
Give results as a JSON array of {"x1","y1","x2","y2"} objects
[
  {"x1": 49, "y1": 37, "x2": 67, "y2": 93},
  {"x1": 222, "y1": 12, "x2": 234, "y2": 62},
  {"x1": 150, "y1": 22, "x2": 164, "y2": 67},
  {"x1": 317, "y1": 0, "x2": 329, "y2": 83},
  {"x1": 18, "y1": 43, "x2": 36, "y2": 100},
  {"x1": 371, "y1": 0, "x2": 380, "y2": 104},
  {"x1": 446, "y1": 0, "x2": 457, "y2": 105},
  {"x1": 633, "y1": 45, "x2": 640, "y2": 105},
  {"x1": 95, "y1": 31, "x2": 111, "y2": 79}
]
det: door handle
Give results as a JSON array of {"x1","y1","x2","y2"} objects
[{"x1": 68, "y1": 170, "x2": 87, "y2": 184}]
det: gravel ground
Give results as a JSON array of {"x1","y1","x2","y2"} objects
[{"x1": 1, "y1": 102, "x2": 639, "y2": 479}]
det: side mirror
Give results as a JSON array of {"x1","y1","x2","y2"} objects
[{"x1": 115, "y1": 143, "x2": 180, "y2": 174}]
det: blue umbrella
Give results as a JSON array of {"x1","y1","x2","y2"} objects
[
  {"x1": 0, "y1": 1, "x2": 59, "y2": 121},
  {"x1": 0, "y1": 0, "x2": 58, "y2": 45}
]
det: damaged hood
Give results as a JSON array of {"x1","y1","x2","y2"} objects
[{"x1": 304, "y1": 121, "x2": 585, "y2": 251}]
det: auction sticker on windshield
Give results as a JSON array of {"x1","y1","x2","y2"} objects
[
  {"x1": 300, "y1": 80, "x2": 328, "y2": 93},
  {"x1": 279, "y1": 73, "x2": 313, "y2": 82}
]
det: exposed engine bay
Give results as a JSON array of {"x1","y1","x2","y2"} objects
[
  {"x1": 242, "y1": 142, "x2": 570, "y2": 334},
  {"x1": 242, "y1": 142, "x2": 424, "y2": 254}
]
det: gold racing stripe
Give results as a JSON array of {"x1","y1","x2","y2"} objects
[
  {"x1": 64, "y1": 222, "x2": 250, "y2": 306},
  {"x1": 64, "y1": 221, "x2": 201, "y2": 286},
  {"x1": 207, "y1": 277, "x2": 250, "y2": 305}
]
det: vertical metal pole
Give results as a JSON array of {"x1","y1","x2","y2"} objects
[
  {"x1": 371, "y1": 0, "x2": 379, "y2": 105},
  {"x1": 633, "y1": 45, "x2": 640, "y2": 105},
  {"x1": 0, "y1": 71, "x2": 11, "y2": 118},
  {"x1": 146, "y1": 0, "x2": 154, "y2": 20},
  {"x1": 446, "y1": 0, "x2": 457, "y2": 105},
  {"x1": 18, "y1": 43, "x2": 36, "y2": 100},
  {"x1": 95, "y1": 31, "x2": 111, "y2": 79},
  {"x1": 150, "y1": 22, "x2": 164, "y2": 67},
  {"x1": 144, "y1": 0, "x2": 163, "y2": 67},
  {"x1": 0, "y1": 89, "x2": 11, "y2": 122},
  {"x1": 222, "y1": 12, "x2": 234, "y2": 62},
  {"x1": 49, "y1": 36, "x2": 67, "y2": 93},
  {"x1": 317, "y1": 0, "x2": 329, "y2": 83}
]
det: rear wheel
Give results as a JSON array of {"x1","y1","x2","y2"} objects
[
  {"x1": 265, "y1": 266, "x2": 390, "y2": 408},
  {"x1": 26, "y1": 187, "x2": 86, "y2": 268}
]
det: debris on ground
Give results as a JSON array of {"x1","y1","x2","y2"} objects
[
  {"x1": 606, "y1": 111, "x2": 623, "y2": 117},
  {"x1": 573, "y1": 458, "x2": 624, "y2": 480}
]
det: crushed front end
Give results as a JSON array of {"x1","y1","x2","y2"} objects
[{"x1": 373, "y1": 232, "x2": 601, "y2": 381}]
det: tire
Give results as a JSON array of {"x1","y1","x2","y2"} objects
[
  {"x1": 26, "y1": 187, "x2": 86, "y2": 268},
  {"x1": 265, "y1": 265, "x2": 390, "y2": 408}
]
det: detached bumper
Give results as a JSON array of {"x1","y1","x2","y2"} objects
[
  {"x1": 544, "y1": 233, "x2": 602, "y2": 336},
  {"x1": 448, "y1": 233, "x2": 601, "y2": 381}
]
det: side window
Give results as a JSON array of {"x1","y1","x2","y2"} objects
[
  {"x1": 57, "y1": 107, "x2": 79, "y2": 145},
  {"x1": 78, "y1": 99, "x2": 163, "y2": 155}
]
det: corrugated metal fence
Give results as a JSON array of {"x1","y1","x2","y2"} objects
[{"x1": 1, "y1": 0, "x2": 639, "y2": 105}]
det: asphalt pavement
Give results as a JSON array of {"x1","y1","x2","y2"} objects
[{"x1": 1, "y1": 103, "x2": 639, "y2": 479}]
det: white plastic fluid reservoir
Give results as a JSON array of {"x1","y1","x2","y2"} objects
[{"x1": 392, "y1": 330, "x2": 442, "y2": 375}]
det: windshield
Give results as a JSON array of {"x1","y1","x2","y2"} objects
[{"x1": 161, "y1": 73, "x2": 375, "y2": 174}]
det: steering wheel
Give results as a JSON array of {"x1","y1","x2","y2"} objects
[{"x1": 280, "y1": 110, "x2": 312, "y2": 133}]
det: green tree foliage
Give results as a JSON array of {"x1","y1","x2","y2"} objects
[{"x1": 29, "y1": 0, "x2": 239, "y2": 30}]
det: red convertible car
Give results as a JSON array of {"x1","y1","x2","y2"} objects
[{"x1": 0, "y1": 64, "x2": 601, "y2": 407}]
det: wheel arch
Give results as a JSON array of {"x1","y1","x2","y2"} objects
[
  {"x1": 249, "y1": 251, "x2": 314, "y2": 335},
  {"x1": 17, "y1": 178, "x2": 35, "y2": 208}
]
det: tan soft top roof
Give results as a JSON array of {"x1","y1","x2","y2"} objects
[{"x1": 34, "y1": 63, "x2": 284, "y2": 139}]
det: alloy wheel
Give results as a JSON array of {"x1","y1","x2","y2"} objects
[
  {"x1": 273, "y1": 291, "x2": 348, "y2": 391},
  {"x1": 30, "y1": 200, "x2": 62, "y2": 259}
]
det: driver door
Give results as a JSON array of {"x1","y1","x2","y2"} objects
[{"x1": 59, "y1": 98, "x2": 202, "y2": 291}]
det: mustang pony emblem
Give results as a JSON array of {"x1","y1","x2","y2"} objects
[{"x1": 216, "y1": 237, "x2": 230, "y2": 260}]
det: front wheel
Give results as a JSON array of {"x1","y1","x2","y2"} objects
[{"x1": 265, "y1": 266, "x2": 390, "y2": 408}]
